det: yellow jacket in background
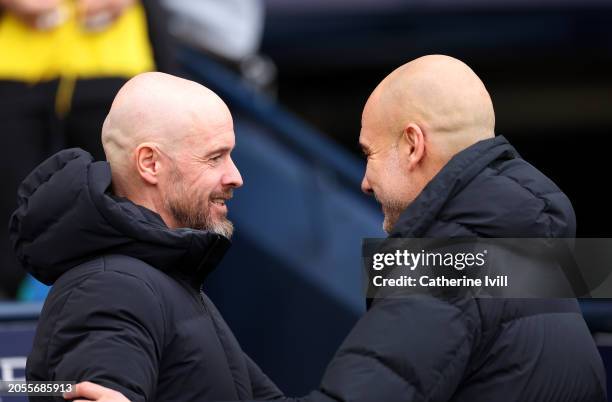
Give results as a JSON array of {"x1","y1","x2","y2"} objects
[{"x1": 0, "y1": 1, "x2": 155, "y2": 83}]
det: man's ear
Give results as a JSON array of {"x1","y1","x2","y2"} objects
[
  {"x1": 401, "y1": 123, "x2": 426, "y2": 170},
  {"x1": 135, "y1": 143, "x2": 162, "y2": 185}
]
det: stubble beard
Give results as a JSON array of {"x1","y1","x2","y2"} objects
[
  {"x1": 381, "y1": 197, "x2": 406, "y2": 234},
  {"x1": 164, "y1": 168, "x2": 235, "y2": 239}
]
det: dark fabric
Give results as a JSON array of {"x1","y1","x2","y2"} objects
[
  {"x1": 0, "y1": 0, "x2": 177, "y2": 299},
  {"x1": 9, "y1": 149, "x2": 283, "y2": 402},
  {"x1": 0, "y1": 78, "x2": 124, "y2": 299},
  {"x1": 278, "y1": 136, "x2": 606, "y2": 402}
]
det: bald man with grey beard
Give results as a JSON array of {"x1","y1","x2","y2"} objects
[
  {"x1": 66, "y1": 56, "x2": 606, "y2": 402},
  {"x1": 10, "y1": 72, "x2": 283, "y2": 402},
  {"x1": 101, "y1": 72, "x2": 240, "y2": 237}
]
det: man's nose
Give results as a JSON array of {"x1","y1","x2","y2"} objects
[
  {"x1": 224, "y1": 157, "x2": 243, "y2": 188},
  {"x1": 361, "y1": 175, "x2": 373, "y2": 195}
]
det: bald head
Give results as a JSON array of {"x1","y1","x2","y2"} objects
[
  {"x1": 360, "y1": 55, "x2": 495, "y2": 233},
  {"x1": 102, "y1": 72, "x2": 232, "y2": 180},
  {"x1": 100, "y1": 72, "x2": 243, "y2": 235},
  {"x1": 364, "y1": 55, "x2": 495, "y2": 157}
]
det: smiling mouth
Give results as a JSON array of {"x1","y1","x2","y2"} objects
[{"x1": 210, "y1": 190, "x2": 233, "y2": 208}]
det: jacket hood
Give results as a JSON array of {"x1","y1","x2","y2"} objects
[
  {"x1": 391, "y1": 135, "x2": 576, "y2": 238},
  {"x1": 9, "y1": 148, "x2": 230, "y2": 285}
]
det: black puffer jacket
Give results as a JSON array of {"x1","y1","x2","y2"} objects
[
  {"x1": 9, "y1": 149, "x2": 282, "y2": 402},
  {"x1": 285, "y1": 136, "x2": 606, "y2": 402}
]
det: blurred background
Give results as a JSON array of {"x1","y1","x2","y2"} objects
[
  {"x1": 264, "y1": 0, "x2": 612, "y2": 238},
  {"x1": 1, "y1": 0, "x2": 611, "y2": 400}
]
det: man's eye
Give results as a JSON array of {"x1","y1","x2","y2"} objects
[{"x1": 210, "y1": 155, "x2": 222, "y2": 162}]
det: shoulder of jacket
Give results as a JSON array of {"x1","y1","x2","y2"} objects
[{"x1": 101, "y1": 254, "x2": 174, "y2": 285}]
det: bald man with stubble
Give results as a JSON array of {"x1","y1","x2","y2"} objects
[
  {"x1": 63, "y1": 56, "x2": 606, "y2": 402},
  {"x1": 9, "y1": 72, "x2": 283, "y2": 402},
  {"x1": 286, "y1": 55, "x2": 603, "y2": 401}
]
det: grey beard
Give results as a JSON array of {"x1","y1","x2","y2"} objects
[
  {"x1": 165, "y1": 165, "x2": 235, "y2": 238},
  {"x1": 166, "y1": 197, "x2": 234, "y2": 239},
  {"x1": 208, "y1": 218, "x2": 234, "y2": 239}
]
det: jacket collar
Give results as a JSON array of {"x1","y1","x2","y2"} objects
[
  {"x1": 390, "y1": 135, "x2": 519, "y2": 238},
  {"x1": 10, "y1": 148, "x2": 231, "y2": 285}
]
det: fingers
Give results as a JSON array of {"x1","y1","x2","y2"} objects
[
  {"x1": 77, "y1": 0, "x2": 105, "y2": 19},
  {"x1": 9, "y1": 0, "x2": 60, "y2": 15},
  {"x1": 2, "y1": 0, "x2": 62, "y2": 28},
  {"x1": 63, "y1": 381, "x2": 105, "y2": 400},
  {"x1": 77, "y1": 0, "x2": 134, "y2": 31},
  {"x1": 77, "y1": 0, "x2": 132, "y2": 19},
  {"x1": 4, "y1": 0, "x2": 135, "y2": 30},
  {"x1": 63, "y1": 381, "x2": 131, "y2": 402}
]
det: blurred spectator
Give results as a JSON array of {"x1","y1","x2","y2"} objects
[
  {"x1": 161, "y1": 0, "x2": 277, "y2": 93},
  {"x1": 0, "y1": 0, "x2": 174, "y2": 300}
]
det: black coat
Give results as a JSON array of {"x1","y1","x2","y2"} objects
[
  {"x1": 288, "y1": 136, "x2": 606, "y2": 402},
  {"x1": 9, "y1": 149, "x2": 283, "y2": 402}
]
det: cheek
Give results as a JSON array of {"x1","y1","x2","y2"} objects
[
  {"x1": 367, "y1": 160, "x2": 385, "y2": 184},
  {"x1": 380, "y1": 158, "x2": 409, "y2": 198},
  {"x1": 190, "y1": 173, "x2": 219, "y2": 196},
  {"x1": 203, "y1": 179, "x2": 226, "y2": 200}
]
